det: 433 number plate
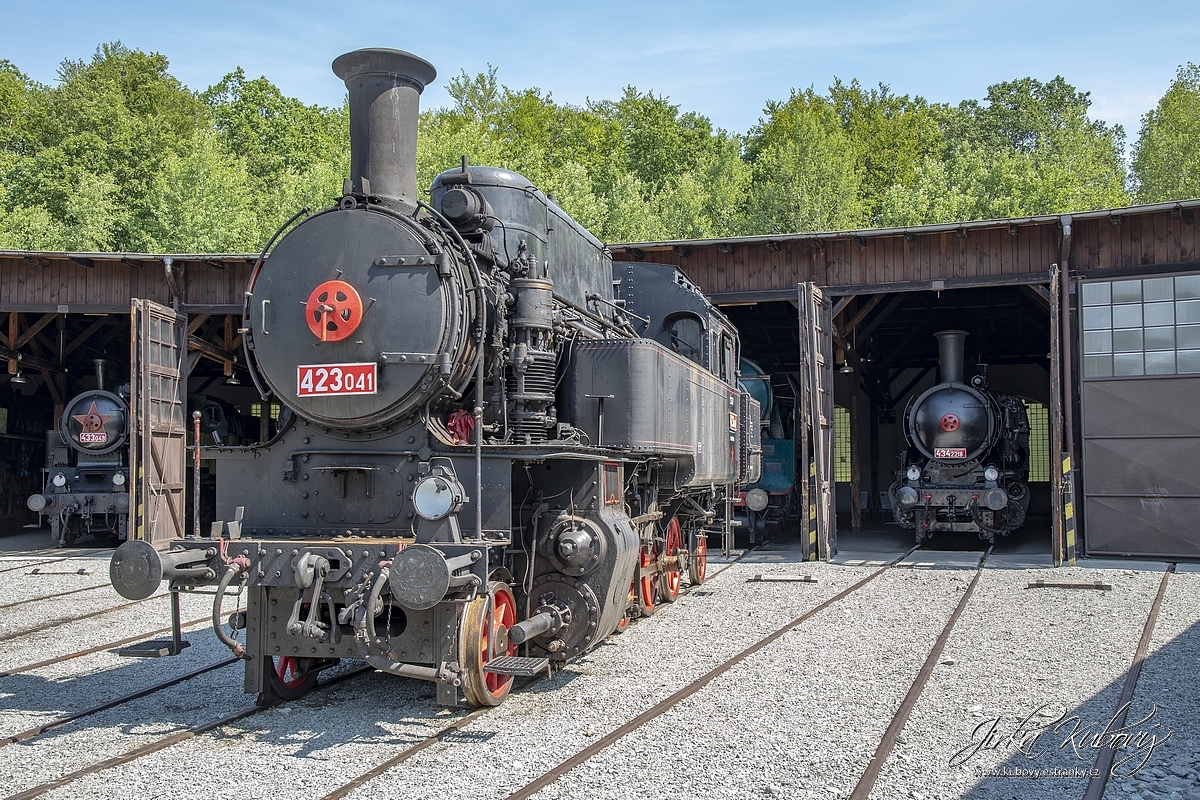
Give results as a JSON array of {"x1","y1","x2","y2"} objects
[{"x1": 297, "y1": 363, "x2": 377, "y2": 397}]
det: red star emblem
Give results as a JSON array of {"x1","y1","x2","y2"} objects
[{"x1": 73, "y1": 401, "x2": 115, "y2": 433}]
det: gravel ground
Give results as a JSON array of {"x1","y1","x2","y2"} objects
[
  {"x1": 869, "y1": 565, "x2": 1167, "y2": 800},
  {"x1": 32, "y1": 558, "x2": 869, "y2": 800},
  {"x1": 1104, "y1": 572, "x2": 1200, "y2": 800},
  {"x1": 0, "y1": 551, "x2": 1191, "y2": 800},
  {"x1": 0, "y1": 578, "x2": 214, "y2": 674},
  {"x1": 528, "y1": 564, "x2": 976, "y2": 800},
  {"x1": 0, "y1": 561, "x2": 106, "y2": 605}
]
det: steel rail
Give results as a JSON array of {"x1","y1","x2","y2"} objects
[
  {"x1": 0, "y1": 615, "x2": 212, "y2": 678},
  {"x1": 3, "y1": 665, "x2": 374, "y2": 800},
  {"x1": 502, "y1": 546, "x2": 919, "y2": 800},
  {"x1": 1081, "y1": 564, "x2": 1176, "y2": 800},
  {"x1": 0, "y1": 658, "x2": 240, "y2": 749},
  {"x1": 0, "y1": 594, "x2": 165, "y2": 645},
  {"x1": 847, "y1": 546, "x2": 992, "y2": 800},
  {"x1": 0, "y1": 559, "x2": 68, "y2": 575},
  {"x1": 0, "y1": 583, "x2": 109, "y2": 612},
  {"x1": 319, "y1": 707, "x2": 491, "y2": 800},
  {"x1": 316, "y1": 555, "x2": 747, "y2": 800}
]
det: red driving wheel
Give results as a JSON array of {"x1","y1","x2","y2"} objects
[
  {"x1": 638, "y1": 544, "x2": 658, "y2": 616},
  {"x1": 688, "y1": 532, "x2": 708, "y2": 585},
  {"x1": 461, "y1": 582, "x2": 519, "y2": 707},
  {"x1": 268, "y1": 655, "x2": 319, "y2": 700},
  {"x1": 659, "y1": 517, "x2": 682, "y2": 603}
]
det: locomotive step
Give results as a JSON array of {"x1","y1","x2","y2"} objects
[
  {"x1": 483, "y1": 656, "x2": 551, "y2": 677},
  {"x1": 117, "y1": 638, "x2": 191, "y2": 658}
]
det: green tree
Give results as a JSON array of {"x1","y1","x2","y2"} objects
[
  {"x1": 135, "y1": 129, "x2": 256, "y2": 252},
  {"x1": 828, "y1": 79, "x2": 943, "y2": 225},
  {"x1": 1, "y1": 43, "x2": 209, "y2": 250},
  {"x1": 203, "y1": 68, "x2": 348, "y2": 184},
  {"x1": 742, "y1": 90, "x2": 864, "y2": 234},
  {"x1": 1132, "y1": 63, "x2": 1200, "y2": 203},
  {"x1": 881, "y1": 77, "x2": 1128, "y2": 225}
]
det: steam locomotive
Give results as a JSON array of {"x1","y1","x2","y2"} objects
[
  {"x1": 109, "y1": 48, "x2": 760, "y2": 708},
  {"x1": 888, "y1": 330, "x2": 1030, "y2": 544},
  {"x1": 28, "y1": 362, "x2": 131, "y2": 547}
]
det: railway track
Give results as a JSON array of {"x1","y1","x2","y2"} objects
[
  {"x1": 0, "y1": 615, "x2": 212, "y2": 678},
  {"x1": 1081, "y1": 563, "x2": 1176, "y2": 800},
  {"x1": 0, "y1": 556, "x2": 745, "y2": 800},
  {"x1": 0, "y1": 559, "x2": 68, "y2": 576},
  {"x1": 3, "y1": 664, "x2": 375, "y2": 800},
  {"x1": 848, "y1": 547, "x2": 992, "y2": 799},
  {"x1": 0, "y1": 593, "x2": 170, "y2": 645},
  {"x1": 3, "y1": 549, "x2": 1176, "y2": 800},
  {"x1": 0, "y1": 657, "x2": 239, "y2": 749},
  {"x1": 296, "y1": 552, "x2": 909, "y2": 800},
  {"x1": 0, "y1": 584, "x2": 109, "y2": 612}
]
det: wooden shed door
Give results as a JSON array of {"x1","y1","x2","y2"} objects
[
  {"x1": 799, "y1": 282, "x2": 836, "y2": 559},
  {"x1": 130, "y1": 300, "x2": 187, "y2": 546}
]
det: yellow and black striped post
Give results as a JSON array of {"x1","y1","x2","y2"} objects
[
  {"x1": 1062, "y1": 453, "x2": 1076, "y2": 566},
  {"x1": 135, "y1": 464, "x2": 145, "y2": 541},
  {"x1": 808, "y1": 460, "x2": 818, "y2": 561}
]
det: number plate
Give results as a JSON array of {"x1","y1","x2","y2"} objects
[
  {"x1": 297, "y1": 363, "x2": 377, "y2": 397},
  {"x1": 79, "y1": 432, "x2": 108, "y2": 443},
  {"x1": 934, "y1": 448, "x2": 967, "y2": 460}
]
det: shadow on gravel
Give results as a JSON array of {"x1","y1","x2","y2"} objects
[
  {"x1": 0, "y1": 642, "x2": 234, "y2": 734},
  {"x1": 948, "y1": 616, "x2": 1200, "y2": 800},
  {"x1": 0, "y1": 633, "x2": 225, "y2": 716}
]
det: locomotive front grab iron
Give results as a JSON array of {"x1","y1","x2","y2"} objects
[
  {"x1": 109, "y1": 48, "x2": 760, "y2": 707},
  {"x1": 888, "y1": 330, "x2": 1031, "y2": 545}
]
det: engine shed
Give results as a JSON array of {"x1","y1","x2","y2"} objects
[
  {"x1": 3, "y1": 199, "x2": 1199, "y2": 564},
  {"x1": 608, "y1": 199, "x2": 1200, "y2": 564},
  {"x1": 0, "y1": 251, "x2": 274, "y2": 545}
]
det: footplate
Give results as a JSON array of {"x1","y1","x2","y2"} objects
[{"x1": 483, "y1": 656, "x2": 550, "y2": 677}]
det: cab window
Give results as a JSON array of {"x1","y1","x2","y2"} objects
[{"x1": 667, "y1": 315, "x2": 704, "y2": 365}]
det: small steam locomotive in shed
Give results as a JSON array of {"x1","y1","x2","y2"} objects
[
  {"x1": 28, "y1": 361, "x2": 131, "y2": 547},
  {"x1": 109, "y1": 48, "x2": 760, "y2": 708},
  {"x1": 888, "y1": 330, "x2": 1030, "y2": 544}
]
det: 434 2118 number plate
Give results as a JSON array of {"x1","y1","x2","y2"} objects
[{"x1": 297, "y1": 363, "x2": 377, "y2": 396}]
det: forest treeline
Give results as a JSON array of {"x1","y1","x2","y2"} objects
[{"x1": 1, "y1": 43, "x2": 1198, "y2": 253}]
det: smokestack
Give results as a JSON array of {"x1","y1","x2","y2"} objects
[
  {"x1": 332, "y1": 48, "x2": 436, "y2": 211},
  {"x1": 934, "y1": 330, "x2": 967, "y2": 384},
  {"x1": 94, "y1": 359, "x2": 107, "y2": 392}
]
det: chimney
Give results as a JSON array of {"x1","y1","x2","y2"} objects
[
  {"x1": 94, "y1": 359, "x2": 108, "y2": 392},
  {"x1": 332, "y1": 48, "x2": 437, "y2": 211},
  {"x1": 934, "y1": 330, "x2": 968, "y2": 384}
]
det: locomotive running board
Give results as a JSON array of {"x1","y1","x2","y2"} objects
[
  {"x1": 118, "y1": 590, "x2": 190, "y2": 658},
  {"x1": 483, "y1": 656, "x2": 551, "y2": 677}
]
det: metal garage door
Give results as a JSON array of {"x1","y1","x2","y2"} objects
[{"x1": 1080, "y1": 273, "x2": 1200, "y2": 558}]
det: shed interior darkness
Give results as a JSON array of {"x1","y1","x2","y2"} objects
[{"x1": 722, "y1": 285, "x2": 1053, "y2": 552}]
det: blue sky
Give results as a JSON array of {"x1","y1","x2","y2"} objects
[{"x1": 5, "y1": 0, "x2": 1198, "y2": 143}]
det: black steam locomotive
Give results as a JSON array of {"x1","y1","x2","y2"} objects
[
  {"x1": 888, "y1": 330, "x2": 1030, "y2": 544},
  {"x1": 110, "y1": 48, "x2": 760, "y2": 708},
  {"x1": 28, "y1": 363, "x2": 131, "y2": 547}
]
